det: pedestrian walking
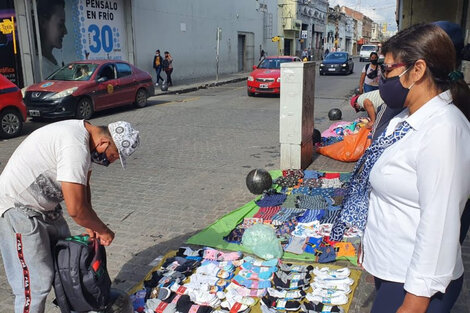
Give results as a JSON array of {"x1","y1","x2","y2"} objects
[
  {"x1": 259, "y1": 49, "x2": 266, "y2": 62},
  {"x1": 359, "y1": 52, "x2": 382, "y2": 93},
  {"x1": 153, "y1": 49, "x2": 164, "y2": 86},
  {"x1": 163, "y1": 51, "x2": 173, "y2": 86},
  {"x1": 0, "y1": 120, "x2": 140, "y2": 313},
  {"x1": 332, "y1": 23, "x2": 470, "y2": 313}
]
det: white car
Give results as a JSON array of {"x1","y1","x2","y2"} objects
[{"x1": 359, "y1": 44, "x2": 378, "y2": 62}]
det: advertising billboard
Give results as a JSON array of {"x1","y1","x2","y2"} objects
[{"x1": 35, "y1": 0, "x2": 127, "y2": 78}]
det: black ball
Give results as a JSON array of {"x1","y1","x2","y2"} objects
[
  {"x1": 328, "y1": 108, "x2": 342, "y2": 121},
  {"x1": 160, "y1": 81, "x2": 168, "y2": 91},
  {"x1": 313, "y1": 128, "x2": 321, "y2": 144},
  {"x1": 246, "y1": 169, "x2": 272, "y2": 195}
]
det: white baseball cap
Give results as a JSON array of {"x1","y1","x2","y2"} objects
[{"x1": 108, "y1": 121, "x2": 140, "y2": 168}]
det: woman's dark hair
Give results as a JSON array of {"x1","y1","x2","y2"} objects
[
  {"x1": 382, "y1": 23, "x2": 470, "y2": 120},
  {"x1": 37, "y1": 0, "x2": 65, "y2": 20}
]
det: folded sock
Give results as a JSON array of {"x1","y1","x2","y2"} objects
[
  {"x1": 306, "y1": 293, "x2": 349, "y2": 306},
  {"x1": 187, "y1": 288, "x2": 221, "y2": 307},
  {"x1": 278, "y1": 262, "x2": 313, "y2": 273},
  {"x1": 312, "y1": 267, "x2": 350, "y2": 280},
  {"x1": 300, "y1": 301, "x2": 323, "y2": 313},
  {"x1": 267, "y1": 287, "x2": 305, "y2": 299},
  {"x1": 145, "y1": 298, "x2": 177, "y2": 313},
  {"x1": 309, "y1": 287, "x2": 349, "y2": 298},
  {"x1": 238, "y1": 269, "x2": 273, "y2": 280},
  {"x1": 233, "y1": 275, "x2": 271, "y2": 289},
  {"x1": 174, "y1": 294, "x2": 214, "y2": 313},
  {"x1": 261, "y1": 295, "x2": 301, "y2": 311},
  {"x1": 275, "y1": 270, "x2": 311, "y2": 282},
  {"x1": 310, "y1": 281, "x2": 352, "y2": 293},
  {"x1": 313, "y1": 275, "x2": 354, "y2": 286},
  {"x1": 272, "y1": 275, "x2": 309, "y2": 290},
  {"x1": 227, "y1": 282, "x2": 267, "y2": 297},
  {"x1": 177, "y1": 247, "x2": 203, "y2": 258},
  {"x1": 196, "y1": 262, "x2": 232, "y2": 279},
  {"x1": 260, "y1": 301, "x2": 277, "y2": 313}
]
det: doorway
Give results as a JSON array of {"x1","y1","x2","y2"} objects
[
  {"x1": 238, "y1": 34, "x2": 245, "y2": 72},
  {"x1": 284, "y1": 39, "x2": 292, "y2": 56}
]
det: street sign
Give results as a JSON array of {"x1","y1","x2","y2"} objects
[
  {"x1": 301, "y1": 30, "x2": 308, "y2": 39},
  {"x1": 272, "y1": 36, "x2": 280, "y2": 42}
]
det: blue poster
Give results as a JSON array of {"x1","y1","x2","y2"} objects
[{"x1": 36, "y1": 0, "x2": 127, "y2": 78}]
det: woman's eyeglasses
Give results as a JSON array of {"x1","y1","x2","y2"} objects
[{"x1": 382, "y1": 63, "x2": 406, "y2": 74}]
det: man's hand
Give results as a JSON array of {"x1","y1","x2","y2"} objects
[
  {"x1": 365, "y1": 121, "x2": 374, "y2": 129},
  {"x1": 85, "y1": 227, "x2": 115, "y2": 246},
  {"x1": 359, "y1": 86, "x2": 364, "y2": 94}
]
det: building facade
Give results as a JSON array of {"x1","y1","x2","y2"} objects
[
  {"x1": 277, "y1": 0, "x2": 327, "y2": 60},
  {"x1": 4, "y1": 0, "x2": 279, "y2": 87},
  {"x1": 396, "y1": 0, "x2": 470, "y2": 83}
]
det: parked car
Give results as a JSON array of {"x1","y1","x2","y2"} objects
[
  {"x1": 378, "y1": 54, "x2": 385, "y2": 64},
  {"x1": 359, "y1": 44, "x2": 379, "y2": 62},
  {"x1": 247, "y1": 56, "x2": 302, "y2": 96},
  {"x1": 23, "y1": 60, "x2": 154, "y2": 120},
  {"x1": 0, "y1": 74, "x2": 27, "y2": 139},
  {"x1": 319, "y1": 52, "x2": 354, "y2": 75}
]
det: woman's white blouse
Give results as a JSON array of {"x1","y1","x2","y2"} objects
[{"x1": 363, "y1": 90, "x2": 470, "y2": 297}]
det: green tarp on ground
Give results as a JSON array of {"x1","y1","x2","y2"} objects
[{"x1": 186, "y1": 170, "x2": 358, "y2": 265}]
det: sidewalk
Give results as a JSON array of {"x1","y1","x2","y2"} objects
[{"x1": 151, "y1": 72, "x2": 250, "y2": 97}]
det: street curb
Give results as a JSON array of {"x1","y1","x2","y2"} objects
[{"x1": 153, "y1": 76, "x2": 248, "y2": 96}]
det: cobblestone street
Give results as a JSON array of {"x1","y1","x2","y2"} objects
[{"x1": 0, "y1": 71, "x2": 468, "y2": 312}]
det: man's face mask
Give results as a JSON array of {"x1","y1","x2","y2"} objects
[{"x1": 91, "y1": 144, "x2": 110, "y2": 167}]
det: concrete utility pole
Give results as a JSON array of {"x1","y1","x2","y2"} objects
[
  {"x1": 216, "y1": 27, "x2": 221, "y2": 82},
  {"x1": 334, "y1": 6, "x2": 339, "y2": 50}
]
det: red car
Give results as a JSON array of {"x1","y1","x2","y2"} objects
[
  {"x1": 247, "y1": 56, "x2": 302, "y2": 96},
  {"x1": 0, "y1": 74, "x2": 27, "y2": 139},
  {"x1": 23, "y1": 60, "x2": 154, "y2": 120}
]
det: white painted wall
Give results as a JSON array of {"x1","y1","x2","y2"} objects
[{"x1": 131, "y1": 0, "x2": 278, "y2": 82}]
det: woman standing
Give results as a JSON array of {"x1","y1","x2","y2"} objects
[
  {"x1": 163, "y1": 51, "x2": 173, "y2": 86},
  {"x1": 359, "y1": 52, "x2": 382, "y2": 93},
  {"x1": 356, "y1": 24, "x2": 470, "y2": 313}
]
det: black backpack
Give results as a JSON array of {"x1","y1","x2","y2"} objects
[{"x1": 53, "y1": 235, "x2": 111, "y2": 313}]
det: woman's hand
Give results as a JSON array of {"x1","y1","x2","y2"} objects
[{"x1": 396, "y1": 293, "x2": 430, "y2": 313}]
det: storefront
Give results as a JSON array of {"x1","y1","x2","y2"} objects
[{"x1": 0, "y1": 0, "x2": 23, "y2": 86}]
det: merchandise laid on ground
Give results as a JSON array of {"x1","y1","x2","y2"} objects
[
  {"x1": 317, "y1": 118, "x2": 370, "y2": 147},
  {"x1": 129, "y1": 248, "x2": 361, "y2": 313},
  {"x1": 315, "y1": 119, "x2": 371, "y2": 162},
  {"x1": 187, "y1": 170, "x2": 360, "y2": 266},
  {"x1": 127, "y1": 170, "x2": 366, "y2": 312}
]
